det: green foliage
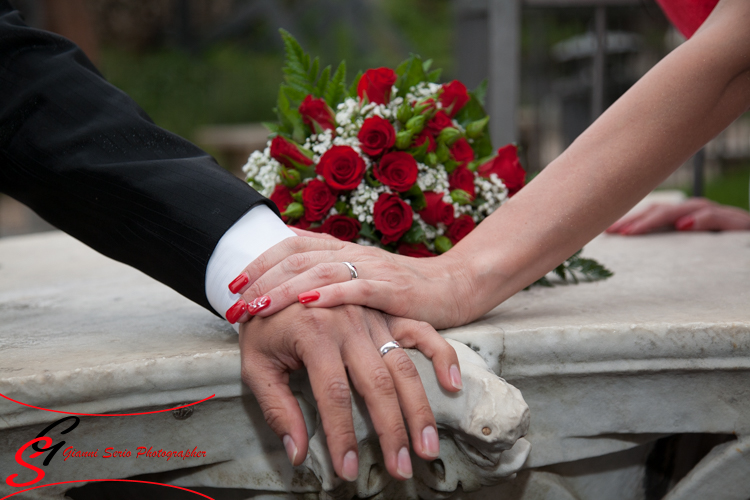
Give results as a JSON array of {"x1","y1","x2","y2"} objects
[
  {"x1": 325, "y1": 62, "x2": 348, "y2": 107},
  {"x1": 530, "y1": 250, "x2": 613, "y2": 288},
  {"x1": 275, "y1": 29, "x2": 350, "y2": 140},
  {"x1": 455, "y1": 82, "x2": 493, "y2": 158},
  {"x1": 679, "y1": 162, "x2": 750, "y2": 210},
  {"x1": 402, "y1": 222, "x2": 426, "y2": 244},
  {"x1": 395, "y1": 54, "x2": 428, "y2": 98},
  {"x1": 99, "y1": 45, "x2": 281, "y2": 140}
]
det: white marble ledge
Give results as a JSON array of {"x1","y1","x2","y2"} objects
[{"x1": 1, "y1": 230, "x2": 749, "y2": 472}]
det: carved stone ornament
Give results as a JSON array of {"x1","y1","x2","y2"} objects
[{"x1": 293, "y1": 339, "x2": 531, "y2": 499}]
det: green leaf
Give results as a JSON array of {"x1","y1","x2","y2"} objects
[
  {"x1": 315, "y1": 65, "x2": 331, "y2": 98},
  {"x1": 422, "y1": 59, "x2": 433, "y2": 73},
  {"x1": 471, "y1": 133, "x2": 493, "y2": 159},
  {"x1": 282, "y1": 202, "x2": 304, "y2": 219},
  {"x1": 349, "y1": 71, "x2": 363, "y2": 98},
  {"x1": 473, "y1": 79, "x2": 488, "y2": 106},
  {"x1": 404, "y1": 184, "x2": 426, "y2": 211},
  {"x1": 529, "y1": 249, "x2": 613, "y2": 288},
  {"x1": 395, "y1": 54, "x2": 427, "y2": 98},
  {"x1": 426, "y1": 68, "x2": 442, "y2": 83},
  {"x1": 280, "y1": 29, "x2": 313, "y2": 96},
  {"x1": 262, "y1": 122, "x2": 281, "y2": 135},
  {"x1": 335, "y1": 201, "x2": 348, "y2": 214},
  {"x1": 365, "y1": 168, "x2": 382, "y2": 187},
  {"x1": 359, "y1": 222, "x2": 379, "y2": 242},
  {"x1": 455, "y1": 93, "x2": 487, "y2": 127},
  {"x1": 308, "y1": 57, "x2": 320, "y2": 86},
  {"x1": 325, "y1": 61, "x2": 347, "y2": 107},
  {"x1": 402, "y1": 222, "x2": 426, "y2": 244}
]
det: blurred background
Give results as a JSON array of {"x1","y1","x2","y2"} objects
[{"x1": 3, "y1": 0, "x2": 749, "y2": 238}]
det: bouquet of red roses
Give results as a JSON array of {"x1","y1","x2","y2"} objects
[
  {"x1": 244, "y1": 31, "x2": 611, "y2": 283},
  {"x1": 244, "y1": 30, "x2": 523, "y2": 257}
]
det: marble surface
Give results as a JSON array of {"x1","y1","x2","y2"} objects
[{"x1": 1, "y1": 225, "x2": 749, "y2": 499}]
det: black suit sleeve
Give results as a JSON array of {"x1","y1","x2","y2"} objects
[{"x1": 0, "y1": 2, "x2": 280, "y2": 314}]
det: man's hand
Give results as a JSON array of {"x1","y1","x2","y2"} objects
[{"x1": 239, "y1": 304, "x2": 462, "y2": 482}]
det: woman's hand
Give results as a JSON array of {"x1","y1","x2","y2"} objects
[
  {"x1": 607, "y1": 198, "x2": 750, "y2": 235},
  {"x1": 225, "y1": 235, "x2": 477, "y2": 330}
]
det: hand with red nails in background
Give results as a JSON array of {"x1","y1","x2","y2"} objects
[
  {"x1": 238, "y1": 304, "x2": 462, "y2": 483},
  {"x1": 606, "y1": 198, "x2": 750, "y2": 235}
]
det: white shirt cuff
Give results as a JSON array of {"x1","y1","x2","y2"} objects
[{"x1": 205, "y1": 204, "x2": 296, "y2": 329}]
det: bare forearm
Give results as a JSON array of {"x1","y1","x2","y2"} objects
[{"x1": 450, "y1": 0, "x2": 750, "y2": 319}]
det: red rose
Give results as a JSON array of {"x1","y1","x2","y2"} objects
[
  {"x1": 418, "y1": 191, "x2": 455, "y2": 227},
  {"x1": 397, "y1": 242, "x2": 437, "y2": 258},
  {"x1": 270, "y1": 136, "x2": 314, "y2": 170},
  {"x1": 315, "y1": 215, "x2": 361, "y2": 242},
  {"x1": 374, "y1": 152, "x2": 419, "y2": 192},
  {"x1": 315, "y1": 145, "x2": 366, "y2": 191},
  {"x1": 269, "y1": 184, "x2": 294, "y2": 221},
  {"x1": 425, "y1": 111, "x2": 454, "y2": 137},
  {"x1": 414, "y1": 131, "x2": 436, "y2": 153},
  {"x1": 358, "y1": 116, "x2": 396, "y2": 156},
  {"x1": 448, "y1": 167, "x2": 476, "y2": 198},
  {"x1": 450, "y1": 138, "x2": 475, "y2": 168},
  {"x1": 373, "y1": 193, "x2": 414, "y2": 244},
  {"x1": 299, "y1": 95, "x2": 336, "y2": 133},
  {"x1": 302, "y1": 179, "x2": 336, "y2": 222},
  {"x1": 357, "y1": 68, "x2": 397, "y2": 105},
  {"x1": 477, "y1": 144, "x2": 526, "y2": 196},
  {"x1": 447, "y1": 214, "x2": 475, "y2": 244},
  {"x1": 439, "y1": 80, "x2": 470, "y2": 117}
]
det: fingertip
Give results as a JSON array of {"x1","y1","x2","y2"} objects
[
  {"x1": 449, "y1": 364, "x2": 463, "y2": 390},
  {"x1": 676, "y1": 216, "x2": 695, "y2": 231},
  {"x1": 228, "y1": 272, "x2": 250, "y2": 294},
  {"x1": 342, "y1": 449, "x2": 359, "y2": 481},
  {"x1": 298, "y1": 290, "x2": 321, "y2": 304},
  {"x1": 226, "y1": 299, "x2": 247, "y2": 324}
]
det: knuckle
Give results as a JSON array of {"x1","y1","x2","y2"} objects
[
  {"x1": 415, "y1": 321, "x2": 435, "y2": 335},
  {"x1": 283, "y1": 253, "x2": 310, "y2": 274},
  {"x1": 276, "y1": 279, "x2": 296, "y2": 301},
  {"x1": 391, "y1": 353, "x2": 419, "y2": 379},
  {"x1": 284, "y1": 237, "x2": 306, "y2": 253},
  {"x1": 377, "y1": 420, "x2": 407, "y2": 441},
  {"x1": 246, "y1": 281, "x2": 264, "y2": 299},
  {"x1": 358, "y1": 279, "x2": 375, "y2": 298},
  {"x1": 370, "y1": 367, "x2": 397, "y2": 394},
  {"x1": 311, "y1": 263, "x2": 337, "y2": 281},
  {"x1": 324, "y1": 378, "x2": 352, "y2": 408},
  {"x1": 412, "y1": 402, "x2": 434, "y2": 422}
]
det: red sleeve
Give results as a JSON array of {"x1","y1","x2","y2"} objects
[{"x1": 655, "y1": 0, "x2": 720, "y2": 38}]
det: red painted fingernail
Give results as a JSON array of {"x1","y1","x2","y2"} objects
[
  {"x1": 676, "y1": 217, "x2": 694, "y2": 231},
  {"x1": 225, "y1": 299, "x2": 247, "y2": 324},
  {"x1": 298, "y1": 291, "x2": 320, "y2": 304},
  {"x1": 228, "y1": 273, "x2": 249, "y2": 294},
  {"x1": 247, "y1": 295, "x2": 271, "y2": 315},
  {"x1": 619, "y1": 222, "x2": 634, "y2": 235}
]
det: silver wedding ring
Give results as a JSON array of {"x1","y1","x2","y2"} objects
[
  {"x1": 379, "y1": 341, "x2": 402, "y2": 357},
  {"x1": 343, "y1": 261, "x2": 358, "y2": 280}
]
